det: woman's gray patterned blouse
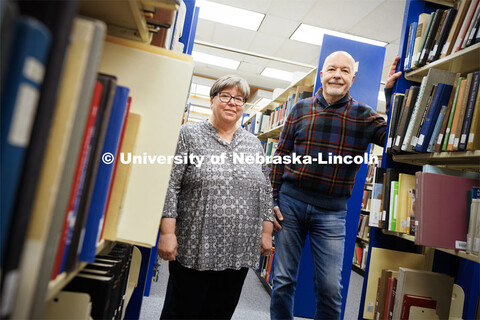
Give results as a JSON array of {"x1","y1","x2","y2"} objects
[{"x1": 162, "y1": 120, "x2": 274, "y2": 271}]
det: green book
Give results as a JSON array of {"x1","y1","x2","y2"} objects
[{"x1": 389, "y1": 180, "x2": 399, "y2": 231}]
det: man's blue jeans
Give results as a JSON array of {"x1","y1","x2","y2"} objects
[{"x1": 270, "y1": 193, "x2": 346, "y2": 320}]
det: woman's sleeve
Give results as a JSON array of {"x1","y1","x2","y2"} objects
[
  {"x1": 260, "y1": 145, "x2": 274, "y2": 222},
  {"x1": 162, "y1": 126, "x2": 189, "y2": 219}
]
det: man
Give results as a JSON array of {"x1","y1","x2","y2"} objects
[{"x1": 269, "y1": 51, "x2": 401, "y2": 319}]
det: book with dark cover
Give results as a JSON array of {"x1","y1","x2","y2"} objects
[
  {"x1": 0, "y1": 2, "x2": 78, "y2": 317},
  {"x1": 393, "y1": 86, "x2": 420, "y2": 152},
  {"x1": 459, "y1": 71, "x2": 480, "y2": 150},
  {"x1": 414, "y1": 83, "x2": 453, "y2": 152},
  {"x1": 418, "y1": 9, "x2": 445, "y2": 66},
  {"x1": 79, "y1": 85, "x2": 130, "y2": 263},
  {"x1": 430, "y1": 8, "x2": 458, "y2": 62},
  {"x1": 381, "y1": 169, "x2": 399, "y2": 230},
  {"x1": 63, "y1": 74, "x2": 117, "y2": 272},
  {"x1": 0, "y1": 15, "x2": 51, "y2": 266}
]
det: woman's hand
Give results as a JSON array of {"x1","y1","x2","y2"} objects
[
  {"x1": 261, "y1": 221, "x2": 274, "y2": 256},
  {"x1": 157, "y1": 218, "x2": 178, "y2": 261},
  {"x1": 157, "y1": 233, "x2": 178, "y2": 261}
]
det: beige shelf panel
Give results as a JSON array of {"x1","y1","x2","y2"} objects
[
  {"x1": 404, "y1": 43, "x2": 480, "y2": 82},
  {"x1": 392, "y1": 150, "x2": 480, "y2": 171},
  {"x1": 44, "y1": 291, "x2": 92, "y2": 319},
  {"x1": 381, "y1": 229, "x2": 480, "y2": 264},
  {"x1": 425, "y1": 0, "x2": 458, "y2": 7},
  {"x1": 257, "y1": 125, "x2": 284, "y2": 141},
  {"x1": 121, "y1": 246, "x2": 142, "y2": 318},
  {"x1": 79, "y1": 0, "x2": 179, "y2": 43}
]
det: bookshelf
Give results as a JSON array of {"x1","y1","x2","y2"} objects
[
  {"x1": 2, "y1": 0, "x2": 196, "y2": 318},
  {"x1": 359, "y1": 0, "x2": 480, "y2": 319},
  {"x1": 405, "y1": 43, "x2": 480, "y2": 82}
]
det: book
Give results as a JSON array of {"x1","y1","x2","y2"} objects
[
  {"x1": 10, "y1": 16, "x2": 97, "y2": 319},
  {"x1": 0, "y1": 15, "x2": 51, "y2": 265},
  {"x1": 363, "y1": 248, "x2": 425, "y2": 320},
  {"x1": 414, "y1": 83, "x2": 453, "y2": 152},
  {"x1": 402, "y1": 69, "x2": 456, "y2": 152},
  {"x1": 466, "y1": 81, "x2": 480, "y2": 150},
  {"x1": 408, "y1": 189, "x2": 416, "y2": 236},
  {"x1": 459, "y1": 71, "x2": 480, "y2": 150},
  {"x1": 404, "y1": 22, "x2": 417, "y2": 71},
  {"x1": 442, "y1": 77, "x2": 467, "y2": 150},
  {"x1": 401, "y1": 294, "x2": 437, "y2": 319},
  {"x1": 440, "y1": 0, "x2": 472, "y2": 58},
  {"x1": 63, "y1": 73, "x2": 117, "y2": 273},
  {"x1": 418, "y1": 9, "x2": 445, "y2": 67},
  {"x1": 382, "y1": 169, "x2": 398, "y2": 230},
  {"x1": 385, "y1": 276, "x2": 397, "y2": 320},
  {"x1": 452, "y1": 0, "x2": 479, "y2": 53},
  {"x1": 392, "y1": 268, "x2": 454, "y2": 320},
  {"x1": 410, "y1": 13, "x2": 431, "y2": 69},
  {"x1": 447, "y1": 75, "x2": 470, "y2": 150},
  {"x1": 389, "y1": 181, "x2": 399, "y2": 232},
  {"x1": 386, "y1": 94, "x2": 405, "y2": 153},
  {"x1": 374, "y1": 269, "x2": 398, "y2": 320},
  {"x1": 429, "y1": 8, "x2": 458, "y2": 62},
  {"x1": 369, "y1": 169, "x2": 387, "y2": 228},
  {"x1": 415, "y1": 172, "x2": 479, "y2": 250},
  {"x1": 51, "y1": 81, "x2": 104, "y2": 280},
  {"x1": 466, "y1": 187, "x2": 480, "y2": 253},
  {"x1": 79, "y1": 85, "x2": 130, "y2": 262},
  {"x1": 0, "y1": 2, "x2": 78, "y2": 318},
  {"x1": 462, "y1": 2, "x2": 480, "y2": 48},
  {"x1": 393, "y1": 86, "x2": 419, "y2": 152},
  {"x1": 396, "y1": 174, "x2": 416, "y2": 234},
  {"x1": 433, "y1": 73, "x2": 462, "y2": 152},
  {"x1": 414, "y1": 12, "x2": 435, "y2": 68}
]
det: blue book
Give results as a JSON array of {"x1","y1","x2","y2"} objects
[
  {"x1": 405, "y1": 22, "x2": 417, "y2": 71},
  {"x1": 79, "y1": 85, "x2": 130, "y2": 262},
  {"x1": 0, "y1": 16, "x2": 51, "y2": 263},
  {"x1": 426, "y1": 104, "x2": 447, "y2": 152},
  {"x1": 414, "y1": 83, "x2": 453, "y2": 152}
]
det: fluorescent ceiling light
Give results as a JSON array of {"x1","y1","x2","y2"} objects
[
  {"x1": 192, "y1": 51, "x2": 240, "y2": 70},
  {"x1": 196, "y1": 0, "x2": 264, "y2": 31},
  {"x1": 261, "y1": 67, "x2": 293, "y2": 82},
  {"x1": 291, "y1": 24, "x2": 387, "y2": 47}
]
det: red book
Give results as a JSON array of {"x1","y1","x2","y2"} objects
[
  {"x1": 51, "y1": 81, "x2": 103, "y2": 279},
  {"x1": 385, "y1": 277, "x2": 397, "y2": 320},
  {"x1": 99, "y1": 96, "x2": 132, "y2": 240},
  {"x1": 401, "y1": 294, "x2": 437, "y2": 320},
  {"x1": 415, "y1": 172, "x2": 479, "y2": 250}
]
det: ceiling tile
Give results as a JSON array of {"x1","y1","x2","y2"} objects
[
  {"x1": 275, "y1": 39, "x2": 320, "y2": 66},
  {"x1": 249, "y1": 32, "x2": 286, "y2": 56},
  {"x1": 258, "y1": 15, "x2": 300, "y2": 38},
  {"x1": 208, "y1": 0, "x2": 272, "y2": 14},
  {"x1": 195, "y1": 19, "x2": 216, "y2": 43},
  {"x1": 348, "y1": 0, "x2": 406, "y2": 43},
  {"x1": 265, "y1": 0, "x2": 317, "y2": 21},
  {"x1": 238, "y1": 61, "x2": 266, "y2": 74},
  {"x1": 210, "y1": 23, "x2": 257, "y2": 51},
  {"x1": 303, "y1": 0, "x2": 384, "y2": 33}
]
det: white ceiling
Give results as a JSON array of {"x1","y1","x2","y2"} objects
[{"x1": 191, "y1": 0, "x2": 406, "y2": 92}]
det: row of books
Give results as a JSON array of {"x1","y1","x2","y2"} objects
[
  {"x1": 257, "y1": 247, "x2": 275, "y2": 287},
  {"x1": 58, "y1": 243, "x2": 134, "y2": 320},
  {"x1": 373, "y1": 267, "x2": 454, "y2": 320},
  {"x1": 404, "y1": 0, "x2": 480, "y2": 71},
  {"x1": 368, "y1": 165, "x2": 480, "y2": 253},
  {"x1": 262, "y1": 138, "x2": 279, "y2": 158},
  {"x1": 353, "y1": 242, "x2": 369, "y2": 271},
  {"x1": 386, "y1": 69, "x2": 480, "y2": 154},
  {"x1": 364, "y1": 247, "x2": 459, "y2": 320},
  {"x1": 0, "y1": 12, "x2": 142, "y2": 318},
  {"x1": 362, "y1": 189, "x2": 373, "y2": 211},
  {"x1": 243, "y1": 87, "x2": 313, "y2": 135},
  {"x1": 358, "y1": 214, "x2": 370, "y2": 241}
]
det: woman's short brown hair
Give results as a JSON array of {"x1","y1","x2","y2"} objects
[{"x1": 210, "y1": 75, "x2": 250, "y2": 101}]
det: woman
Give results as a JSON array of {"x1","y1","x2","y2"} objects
[{"x1": 158, "y1": 75, "x2": 274, "y2": 319}]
